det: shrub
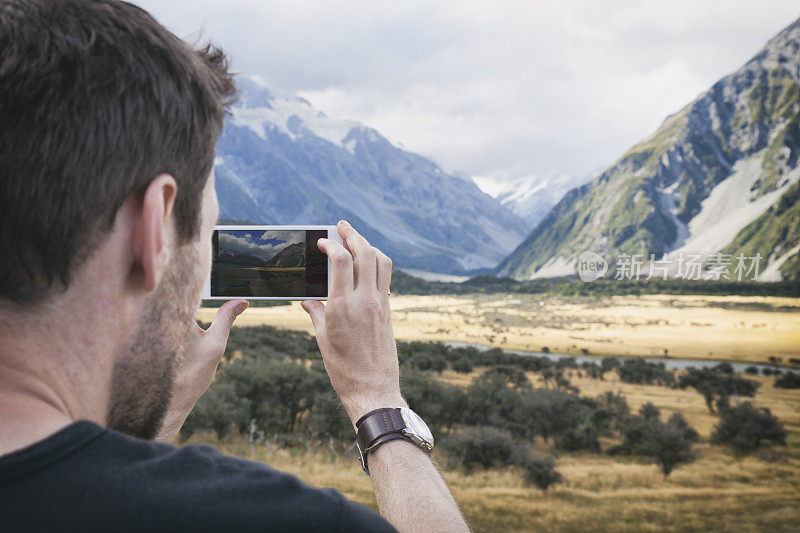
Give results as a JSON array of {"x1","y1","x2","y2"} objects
[
  {"x1": 441, "y1": 426, "x2": 518, "y2": 472},
  {"x1": 774, "y1": 372, "x2": 800, "y2": 389},
  {"x1": 678, "y1": 368, "x2": 759, "y2": 412},
  {"x1": 711, "y1": 402, "x2": 787, "y2": 453},
  {"x1": 401, "y1": 369, "x2": 466, "y2": 433},
  {"x1": 617, "y1": 359, "x2": 675, "y2": 386},
  {"x1": 744, "y1": 366, "x2": 759, "y2": 375},
  {"x1": 555, "y1": 423, "x2": 600, "y2": 452},
  {"x1": 518, "y1": 454, "x2": 562, "y2": 491},
  {"x1": 181, "y1": 382, "x2": 251, "y2": 441},
  {"x1": 589, "y1": 391, "x2": 631, "y2": 435},
  {"x1": 610, "y1": 407, "x2": 698, "y2": 476},
  {"x1": 451, "y1": 356, "x2": 474, "y2": 373},
  {"x1": 515, "y1": 388, "x2": 596, "y2": 442}
]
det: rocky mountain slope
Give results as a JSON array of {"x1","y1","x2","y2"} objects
[
  {"x1": 214, "y1": 78, "x2": 527, "y2": 274},
  {"x1": 265, "y1": 242, "x2": 305, "y2": 268},
  {"x1": 497, "y1": 17, "x2": 800, "y2": 281}
]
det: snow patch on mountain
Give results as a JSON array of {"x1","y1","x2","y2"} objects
[
  {"x1": 527, "y1": 256, "x2": 575, "y2": 279},
  {"x1": 759, "y1": 244, "x2": 800, "y2": 281},
  {"x1": 656, "y1": 181, "x2": 690, "y2": 250},
  {"x1": 474, "y1": 174, "x2": 593, "y2": 227},
  {"x1": 665, "y1": 152, "x2": 800, "y2": 258}
]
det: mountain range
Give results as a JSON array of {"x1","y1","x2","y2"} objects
[
  {"x1": 497, "y1": 17, "x2": 800, "y2": 281},
  {"x1": 213, "y1": 78, "x2": 527, "y2": 274},
  {"x1": 473, "y1": 173, "x2": 595, "y2": 227},
  {"x1": 265, "y1": 242, "x2": 305, "y2": 268}
]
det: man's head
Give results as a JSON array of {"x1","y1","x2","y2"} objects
[{"x1": 0, "y1": 0, "x2": 236, "y2": 438}]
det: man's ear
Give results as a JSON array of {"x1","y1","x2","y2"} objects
[{"x1": 132, "y1": 174, "x2": 178, "y2": 291}]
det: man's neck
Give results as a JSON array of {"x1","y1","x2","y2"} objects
[{"x1": 0, "y1": 292, "x2": 123, "y2": 457}]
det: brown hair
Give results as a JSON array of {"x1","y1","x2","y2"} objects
[{"x1": 0, "y1": 0, "x2": 237, "y2": 303}]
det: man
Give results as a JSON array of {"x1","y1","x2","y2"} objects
[{"x1": 0, "y1": 1, "x2": 468, "y2": 531}]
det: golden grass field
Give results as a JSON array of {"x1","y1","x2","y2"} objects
[
  {"x1": 198, "y1": 293, "x2": 800, "y2": 363},
  {"x1": 194, "y1": 293, "x2": 800, "y2": 531},
  {"x1": 189, "y1": 372, "x2": 800, "y2": 532}
]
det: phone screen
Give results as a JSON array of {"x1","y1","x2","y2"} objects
[{"x1": 211, "y1": 229, "x2": 328, "y2": 298}]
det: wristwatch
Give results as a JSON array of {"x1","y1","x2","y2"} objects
[{"x1": 355, "y1": 407, "x2": 434, "y2": 475}]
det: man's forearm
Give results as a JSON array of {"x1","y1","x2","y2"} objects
[{"x1": 367, "y1": 440, "x2": 469, "y2": 532}]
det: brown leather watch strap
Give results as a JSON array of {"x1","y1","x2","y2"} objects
[
  {"x1": 356, "y1": 407, "x2": 406, "y2": 451},
  {"x1": 356, "y1": 408, "x2": 413, "y2": 474}
]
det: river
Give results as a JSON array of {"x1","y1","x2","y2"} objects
[{"x1": 445, "y1": 342, "x2": 797, "y2": 374}]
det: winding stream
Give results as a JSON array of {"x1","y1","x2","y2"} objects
[{"x1": 446, "y1": 342, "x2": 797, "y2": 374}]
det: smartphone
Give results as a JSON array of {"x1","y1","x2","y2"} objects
[{"x1": 202, "y1": 225, "x2": 341, "y2": 301}]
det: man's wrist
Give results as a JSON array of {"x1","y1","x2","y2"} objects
[{"x1": 343, "y1": 393, "x2": 407, "y2": 430}]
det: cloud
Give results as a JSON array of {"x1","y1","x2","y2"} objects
[
  {"x1": 218, "y1": 231, "x2": 303, "y2": 262},
  {"x1": 133, "y1": 0, "x2": 800, "y2": 182}
]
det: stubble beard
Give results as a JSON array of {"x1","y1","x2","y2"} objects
[{"x1": 106, "y1": 247, "x2": 200, "y2": 440}]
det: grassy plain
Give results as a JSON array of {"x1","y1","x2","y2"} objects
[
  {"x1": 189, "y1": 373, "x2": 800, "y2": 532},
  {"x1": 194, "y1": 292, "x2": 800, "y2": 531},
  {"x1": 198, "y1": 293, "x2": 800, "y2": 363}
]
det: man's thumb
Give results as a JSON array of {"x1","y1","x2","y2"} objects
[
  {"x1": 206, "y1": 299, "x2": 248, "y2": 342},
  {"x1": 301, "y1": 300, "x2": 326, "y2": 331}
]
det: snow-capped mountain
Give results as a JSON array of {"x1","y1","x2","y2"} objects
[
  {"x1": 214, "y1": 77, "x2": 528, "y2": 274},
  {"x1": 473, "y1": 174, "x2": 594, "y2": 227},
  {"x1": 497, "y1": 17, "x2": 800, "y2": 281}
]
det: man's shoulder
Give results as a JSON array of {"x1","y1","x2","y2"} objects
[
  {"x1": 1, "y1": 422, "x2": 395, "y2": 532},
  {"x1": 92, "y1": 431, "x2": 392, "y2": 531}
]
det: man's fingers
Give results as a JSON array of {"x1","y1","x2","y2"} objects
[
  {"x1": 204, "y1": 299, "x2": 248, "y2": 346},
  {"x1": 318, "y1": 237, "x2": 354, "y2": 297},
  {"x1": 376, "y1": 250, "x2": 392, "y2": 296},
  {"x1": 337, "y1": 220, "x2": 377, "y2": 292},
  {"x1": 301, "y1": 300, "x2": 326, "y2": 331}
]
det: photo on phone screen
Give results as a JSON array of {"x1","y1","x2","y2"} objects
[{"x1": 210, "y1": 228, "x2": 329, "y2": 298}]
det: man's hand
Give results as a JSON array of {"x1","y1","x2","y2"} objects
[
  {"x1": 302, "y1": 220, "x2": 406, "y2": 427},
  {"x1": 303, "y1": 221, "x2": 469, "y2": 532},
  {"x1": 155, "y1": 298, "x2": 248, "y2": 442}
]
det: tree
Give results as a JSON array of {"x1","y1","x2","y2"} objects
[
  {"x1": 221, "y1": 357, "x2": 327, "y2": 434},
  {"x1": 774, "y1": 372, "x2": 800, "y2": 389},
  {"x1": 711, "y1": 402, "x2": 787, "y2": 453},
  {"x1": 589, "y1": 391, "x2": 630, "y2": 435},
  {"x1": 515, "y1": 388, "x2": 596, "y2": 443},
  {"x1": 402, "y1": 368, "x2": 466, "y2": 434},
  {"x1": 451, "y1": 356, "x2": 474, "y2": 373},
  {"x1": 617, "y1": 359, "x2": 675, "y2": 386},
  {"x1": 181, "y1": 382, "x2": 251, "y2": 441},
  {"x1": 441, "y1": 426, "x2": 517, "y2": 472},
  {"x1": 610, "y1": 406, "x2": 698, "y2": 477},
  {"x1": 678, "y1": 368, "x2": 759, "y2": 412},
  {"x1": 518, "y1": 454, "x2": 562, "y2": 491}
]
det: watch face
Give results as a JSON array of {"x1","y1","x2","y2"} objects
[{"x1": 399, "y1": 407, "x2": 434, "y2": 448}]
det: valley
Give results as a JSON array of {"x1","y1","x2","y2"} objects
[{"x1": 198, "y1": 293, "x2": 800, "y2": 364}]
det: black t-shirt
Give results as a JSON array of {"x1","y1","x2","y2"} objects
[{"x1": 0, "y1": 421, "x2": 396, "y2": 532}]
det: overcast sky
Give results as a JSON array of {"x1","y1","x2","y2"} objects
[{"x1": 135, "y1": 0, "x2": 799, "y2": 183}]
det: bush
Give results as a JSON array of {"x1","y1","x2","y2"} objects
[
  {"x1": 441, "y1": 426, "x2": 518, "y2": 472},
  {"x1": 589, "y1": 391, "x2": 631, "y2": 436},
  {"x1": 711, "y1": 402, "x2": 787, "y2": 453},
  {"x1": 617, "y1": 359, "x2": 675, "y2": 386},
  {"x1": 451, "y1": 356, "x2": 474, "y2": 373},
  {"x1": 744, "y1": 366, "x2": 759, "y2": 375},
  {"x1": 610, "y1": 405, "x2": 698, "y2": 476},
  {"x1": 401, "y1": 369, "x2": 466, "y2": 434},
  {"x1": 711, "y1": 362, "x2": 734, "y2": 374},
  {"x1": 519, "y1": 454, "x2": 562, "y2": 491},
  {"x1": 678, "y1": 368, "x2": 759, "y2": 412},
  {"x1": 774, "y1": 371, "x2": 800, "y2": 389},
  {"x1": 181, "y1": 382, "x2": 251, "y2": 441},
  {"x1": 555, "y1": 423, "x2": 600, "y2": 452},
  {"x1": 514, "y1": 388, "x2": 596, "y2": 442}
]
